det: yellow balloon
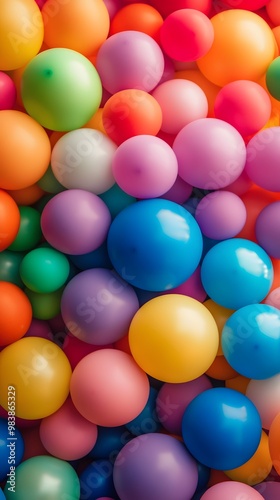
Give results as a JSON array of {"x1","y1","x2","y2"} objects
[
  {"x1": 0, "y1": 0, "x2": 44, "y2": 71},
  {"x1": 224, "y1": 431, "x2": 272, "y2": 485},
  {"x1": 129, "y1": 294, "x2": 219, "y2": 383},
  {"x1": 0, "y1": 337, "x2": 72, "y2": 419},
  {"x1": 203, "y1": 299, "x2": 234, "y2": 356}
]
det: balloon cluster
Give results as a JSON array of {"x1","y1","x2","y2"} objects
[{"x1": 1, "y1": 0, "x2": 280, "y2": 499}]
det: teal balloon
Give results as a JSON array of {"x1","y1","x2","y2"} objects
[
  {"x1": 99, "y1": 183, "x2": 136, "y2": 219},
  {"x1": 37, "y1": 165, "x2": 65, "y2": 194},
  {"x1": 8, "y1": 206, "x2": 42, "y2": 252},
  {"x1": 21, "y1": 48, "x2": 102, "y2": 131},
  {"x1": 0, "y1": 250, "x2": 25, "y2": 287},
  {"x1": 4, "y1": 456, "x2": 80, "y2": 500},
  {"x1": 20, "y1": 247, "x2": 70, "y2": 293}
]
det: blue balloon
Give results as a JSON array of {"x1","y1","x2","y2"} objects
[
  {"x1": 126, "y1": 387, "x2": 162, "y2": 436},
  {"x1": 99, "y1": 183, "x2": 136, "y2": 219},
  {"x1": 89, "y1": 426, "x2": 133, "y2": 462},
  {"x1": 107, "y1": 199, "x2": 203, "y2": 291},
  {"x1": 222, "y1": 303, "x2": 280, "y2": 380},
  {"x1": 68, "y1": 241, "x2": 112, "y2": 271},
  {"x1": 182, "y1": 387, "x2": 262, "y2": 470},
  {"x1": 201, "y1": 238, "x2": 273, "y2": 309},
  {"x1": 0, "y1": 418, "x2": 25, "y2": 482},
  {"x1": 0, "y1": 489, "x2": 5, "y2": 500},
  {"x1": 79, "y1": 459, "x2": 117, "y2": 500}
]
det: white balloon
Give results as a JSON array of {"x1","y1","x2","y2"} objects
[
  {"x1": 51, "y1": 128, "x2": 117, "y2": 194},
  {"x1": 246, "y1": 373, "x2": 280, "y2": 430}
]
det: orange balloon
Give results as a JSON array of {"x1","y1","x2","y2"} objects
[
  {"x1": 0, "y1": 282, "x2": 32, "y2": 346},
  {"x1": 225, "y1": 431, "x2": 272, "y2": 485},
  {"x1": 205, "y1": 355, "x2": 239, "y2": 381},
  {"x1": 0, "y1": 110, "x2": 51, "y2": 190},
  {"x1": 110, "y1": 4, "x2": 164, "y2": 43},
  {"x1": 7, "y1": 184, "x2": 45, "y2": 206},
  {"x1": 269, "y1": 411, "x2": 280, "y2": 475},
  {"x1": 175, "y1": 68, "x2": 220, "y2": 117},
  {"x1": 0, "y1": 189, "x2": 20, "y2": 250},
  {"x1": 83, "y1": 108, "x2": 107, "y2": 135},
  {"x1": 226, "y1": 375, "x2": 251, "y2": 395},
  {"x1": 49, "y1": 131, "x2": 67, "y2": 150},
  {"x1": 42, "y1": 0, "x2": 110, "y2": 56},
  {"x1": 197, "y1": 10, "x2": 276, "y2": 87},
  {"x1": 10, "y1": 64, "x2": 27, "y2": 108},
  {"x1": 204, "y1": 299, "x2": 234, "y2": 356},
  {"x1": 272, "y1": 26, "x2": 280, "y2": 53}
]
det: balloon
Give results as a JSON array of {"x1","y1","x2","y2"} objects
[
  {"x1": 51, "y1": 129, "x2": 116, "y2": 194},
  {"x1": 99, "y1": 184, "x2": 136, "y2": 219},
  {"x1": 110, "y1": 3, "x2": 163, "y2": 41},
  {"x1": 222, "y1": 303, "x2": 280, "y2": 379},
  {"x1": 102, "y1": 89, "x2": 163, "y2": 145},
  {"x1": 0, "y1": 71, "x2": 16, "y2": 110},
  {"x1": 61, "y1": 268, "x2": 139, "y2": 345},
  {"x1": 68, "y1": 241, "x2": 112, "y2": 272},
  {"x1": 245, "y1": 127, "x2": 280, "y2": 192},
  {"x1": 221, "y1": 0, "x2": 269, "y2": 10},
  {"x1": 0, "y1": 337, "x2": 72, "y2": 419},
  {"x1": 266, "y1": 0, "x2": 280, "y2": 25},
  {"x1": 0, "y1": 0, "x2": 44, "y2": 71},
  {"x1": 201, "y1": 238, "x2": 273, "y2": 309},
  {"x1": 160, "y1": 175, "x2": 193, "y2": 204},
  {"x1": 182, "y1": 388, "x2": 262, "y2": 470},
  {"x1": 39, "y1": 398, "x2": 98, "y2": 461},
  {"x1": 4, "y1": 455, "x2": 80, "y2": 500},
  {"x1": 24, "y1": 287, "x2": 63, "y2": 320},
  {"x1": 37, "y1": 165, "x2": 65, "y2": 194},
  {"x1": 255, "y1": 201, "x2": 280, "y2": 258},
  {"x1": 42, "y1": 0, "x2": 110, "y2": 55},
  {"x1": 0, "y1": 282, "x2": 32, "y2": 346},
  {"x1": 0, "y1": 251, "x2": 25, "y2": 288},
  {"x1": 107, "y1": 199, "x2": 203, "y2": 291},
  {"x1": 25, "y1": 318, "x2": 52, "y2": 340},
  {"x1": 8, "y1": 206, "x2": 42, "y2": 252},
  {"x1": 160, "y1": 265, "x2": 207, "y2": 303},
  {"x1": 21, "y1": 48, "x2": 102, "y2": 131},
  {"x1": 268, "y1": 411, "x2": 280, "y2": 475},
  {"x1": 265, "y1": 287, "x2": 280, "y2": 309},
  {"x1": 41, "y1": 189, "x2": 111, "y2": 255},
  {"x1": 0, "y1": 418, "x2": 24, "y2": 482},
  {"x1": 129, "y1": 294, "x2": 219, "y2": 383},
  {"x1": 0, "y1": 190, "x2": 20, "y2": 250},
  {"x1": 19, "y1": 247, "x2": 70, "y2": 294},
  {"x1": 0, "y1": 110, "x2": 51, "y2": 190},
  {"x1": 112, "y1": 135, "x2": 178, "y2": 198},
  {"x1": 7, "y1": 184, "x2": 45, "y2": 206},
  {"x1": 197, "y1": 10, "x2": 275, "y2": 87},
  {"x1": 205, "y1": 354, "x2": 239, "y2": 381},
  {"x1": 113, "y1": 433, "x2": 198, "y2": 500},
  {"x1": 225, "y1": 431, "x2": 272, "y2": 485},
  {"x1": 203, "y1": 300, "x2": 234, "y2": 356},
  {"x1": 151, "y1": 79, "x2": 208, "y2": 135},
  {"x1": 160, "y1": 9, "x2": 214, "y2": 62},
  {"x1": 214, "y1": 80, "x2": 271, "y2": 137},
  {"x1": 200, "y1": 481, "x2": 265, "y2": 500},
  {"x1": 195, "y1": 191, "x2": 247, "y2": 240},
  {"x1": 79, "y1": 459, "x2": 117, "y2": 500},
  {"x1": 172, "y1": 118, "x2": 246, "y2": 190},
  {"x1": 89, "y1": 425, "x2": 133, "y2": 460},
  {"x1": 174, "y1": 68, "x2": 220, "y2": 118},
  {"x1": 62, "y1": 333, "x2": 113, "y2": 370},
  {"x1": 156, "y1": 376, "x2": 212, "y2": 435},
  {"x1": 148, "y1": 0, "x2": 212, "y2": 17},
  {"x1": 126, "y1": 386, "x2": 162, "y2": 436},
  {"x1": 226, "y1": 375, "x2": 251, "y2": 395},
  {"x1": 95, "y1": 31, "x2": 165, "y2": 94},
  {"x1": 246, "y1": 374, "x2": 280, "y2": 429},
  {"x1": 254, "y1": 481, "x2": 280, "y2": 500},
  {"x1": 70, "y1": 349, "x2": 150, "y2": 426}
]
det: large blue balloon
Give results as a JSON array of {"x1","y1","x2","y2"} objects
[
  {"x1": 222, "y1": 303, "x2": 280, "y2": 380},
  {"x1": 0, "y1": 418, "x2": 24, "y2": 482},
  {"x1": 0, "y1": 489, "x2": 5, "y2": 500},
  {"x1": 201, "y1": 238, "x2": 273, "y2": 309},
  {"x1": 182, "y1": 387, "x2": 262, "y2": 470},
  {"x1": 107, "y1": 199, "x2": 203, "y2": 291}
]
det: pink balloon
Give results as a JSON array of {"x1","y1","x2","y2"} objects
[
  {"x1": 201, "y1": 481, "x2": 265, "y2": 499},
  {"x1": 0, "y1": 71, "x2": 16, "y2": 110},
  {"x1": 173, "y1": 118, "x2": 247, "y2": 190},
  {"x1": 70, "y1": 349, "x2": 150, "y2": 426},
  {"x1": 152, "y1": 79, "x2": 208, "y2": 135},
  {"x1": 39, "y1": 398, "x2": 98, "y2": 460},
  {"x1": 246, "y1": 374, "x2": 280, "y2": 430},
  {"x1": 161, "y1": 266, "x2": 207, "y2": 303},
  {"x1": 245, "y1": 127, "x2": 280, "y2": 192},
  {"x1": 264, "y1": 287, "x2": 280, "y2": 309}
]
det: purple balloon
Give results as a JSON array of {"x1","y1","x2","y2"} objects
[
  {"x1": 41, "y1": 189, "x2": 111, "y2": 255},
  {"x1": 61, "y1": 268, "x2": 139, "y2": 345},
  {"x1": 254, "y1": 481, "x2": 280, "y2": 500},
  {"x1": 256, "y1": 201, "x2": 280, "y2": 259},
  {"x1": 113, "y1": 433, "x2": 198, "y2": 500},
  {"x1": 245, "y1": 127, "x2": 280, "y2": 192}
]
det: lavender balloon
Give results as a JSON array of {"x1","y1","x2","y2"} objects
[
  {"x1": 256, "y1": 201, "x2": 280, "y2": 259},
  {"x1": 113, "y1": 433, "x2": 198, "y2": 500},
  {"x1": 61, "y1": 268, "x2": 139, "y2": 345}
]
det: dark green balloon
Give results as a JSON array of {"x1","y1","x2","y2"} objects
[
  {"x1": 0, "y1": 251, "x2": 25, "y2": 288},
  {"x1": 37, "y1": 165, "x2": 65, "y2": 194},
  {"x1": 20, "y1": 247, "x2": 70, "y2": 293},
  {"x1": 4, "y1": 455, "x2": 80, "y2": 500},
  {"x1": 33, "y1": 194, "x2": 54, "y2": 213},
  {"x1": 8, "y1": 206, "x2": 42, "y2": 252},
  {"x1": 24, "y1": 287, "x2": 64, "y2": 320},
  {"x1": 266, "y1": 56, "x2": 280, "y2": 101}
]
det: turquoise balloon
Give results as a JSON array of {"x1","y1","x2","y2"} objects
[
  {"x1": 0, "y1": 250, "x2": 25, "y2": 287},
  {"x1": 4, "y1": 456, "x2": 80, "y2": 500},
  {"x1": 8, "y1": 206, "x2": 42, "y2": 252},
  {"x1": 21, "y1": 48, "x2": 102, "y2": 131},
  {"x1": 99, "y1": 183, "x2": 136, "y2": 219},
  {"x1": 20, "y1": 247, "x2": 70, "y2": 293}
]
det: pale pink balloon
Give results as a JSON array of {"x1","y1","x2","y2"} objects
[
  {"x1": 201, "y1": 481, "x2": 264, "y2": 500},
  {"x1": 246, "y1": 374, "x2": 280, "y2": 430}
]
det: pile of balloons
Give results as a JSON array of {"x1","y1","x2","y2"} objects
[{"x1": 2, "y1": 0, "x2": 280, "y2": 498}]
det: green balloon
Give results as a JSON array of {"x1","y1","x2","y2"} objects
[
  {"x1": 21, "y1": 48, "x2": 102, "y2": 131},
  {"x1": 266, "y1": 56, "x2": 280, "y2": 101},
  {"x1": 37, "y1": 165, "x2": 65, "y2": 194},
  {"x1": 24, "y1": 287, "x2": 64, "y2": 320},
  {"x1": 8, "y1": 206, "x2": 42, "y2": 252},
  {"x1": 0, "y1": 251, "x2": 25, "y2": 288},
  {"x1": 20, "y1": 247, "x2": 70, "y2": 293},
  {"x1": 33, "y1": 194, "x2": 54, "y2": 214},
  {"x1": 4, "y1": 455, "x2": 80, "y2": 500}
]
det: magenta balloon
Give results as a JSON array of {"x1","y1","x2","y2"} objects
[
  {"x1": 41, "y1": 189, "x2": 111, "y2": 255},
  {"x1": 113, "y1": 433, "x2": 198, "y2": 500},
  {"x1": 160, "y1": 175, "x2": 192, "y2": 204},
  {"x1": 24, "y1": 318, "x2": 52, "y2": 340},
  {"x1": 96, "y1": 31, "x2": 165, "y2": 94},
  {"x1": 195, "y1": 191, "x2": 247, "y2": 240},
  {"x1": 61, "y1": 268, "x2": 139, "y2": 345},
  {"x1": 156, "y1": 376, "x2": 212, "y2": 434},
  {"x1": 254, "y1": 481, "x2": 280, "y2": 500},
  {"x1": 255, "y1": 201, "x2": 280, "y2": 259},
  {"x1": 245, "y1": 127, "x2": 280, "y2": 192},
  {"x1": 0, "y1": 71, "x2": 16, "y2": 110},
  {"x1": 173, "y1": 118, "x2": 247, "y2": 190}
]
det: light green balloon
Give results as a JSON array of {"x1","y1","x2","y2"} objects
[
  {"x1": 4, "y1": 456, "x2": 80, "y2": 500},
  {"x1": 21, "y1": 48, "x2": 102, "y2": 131}
]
